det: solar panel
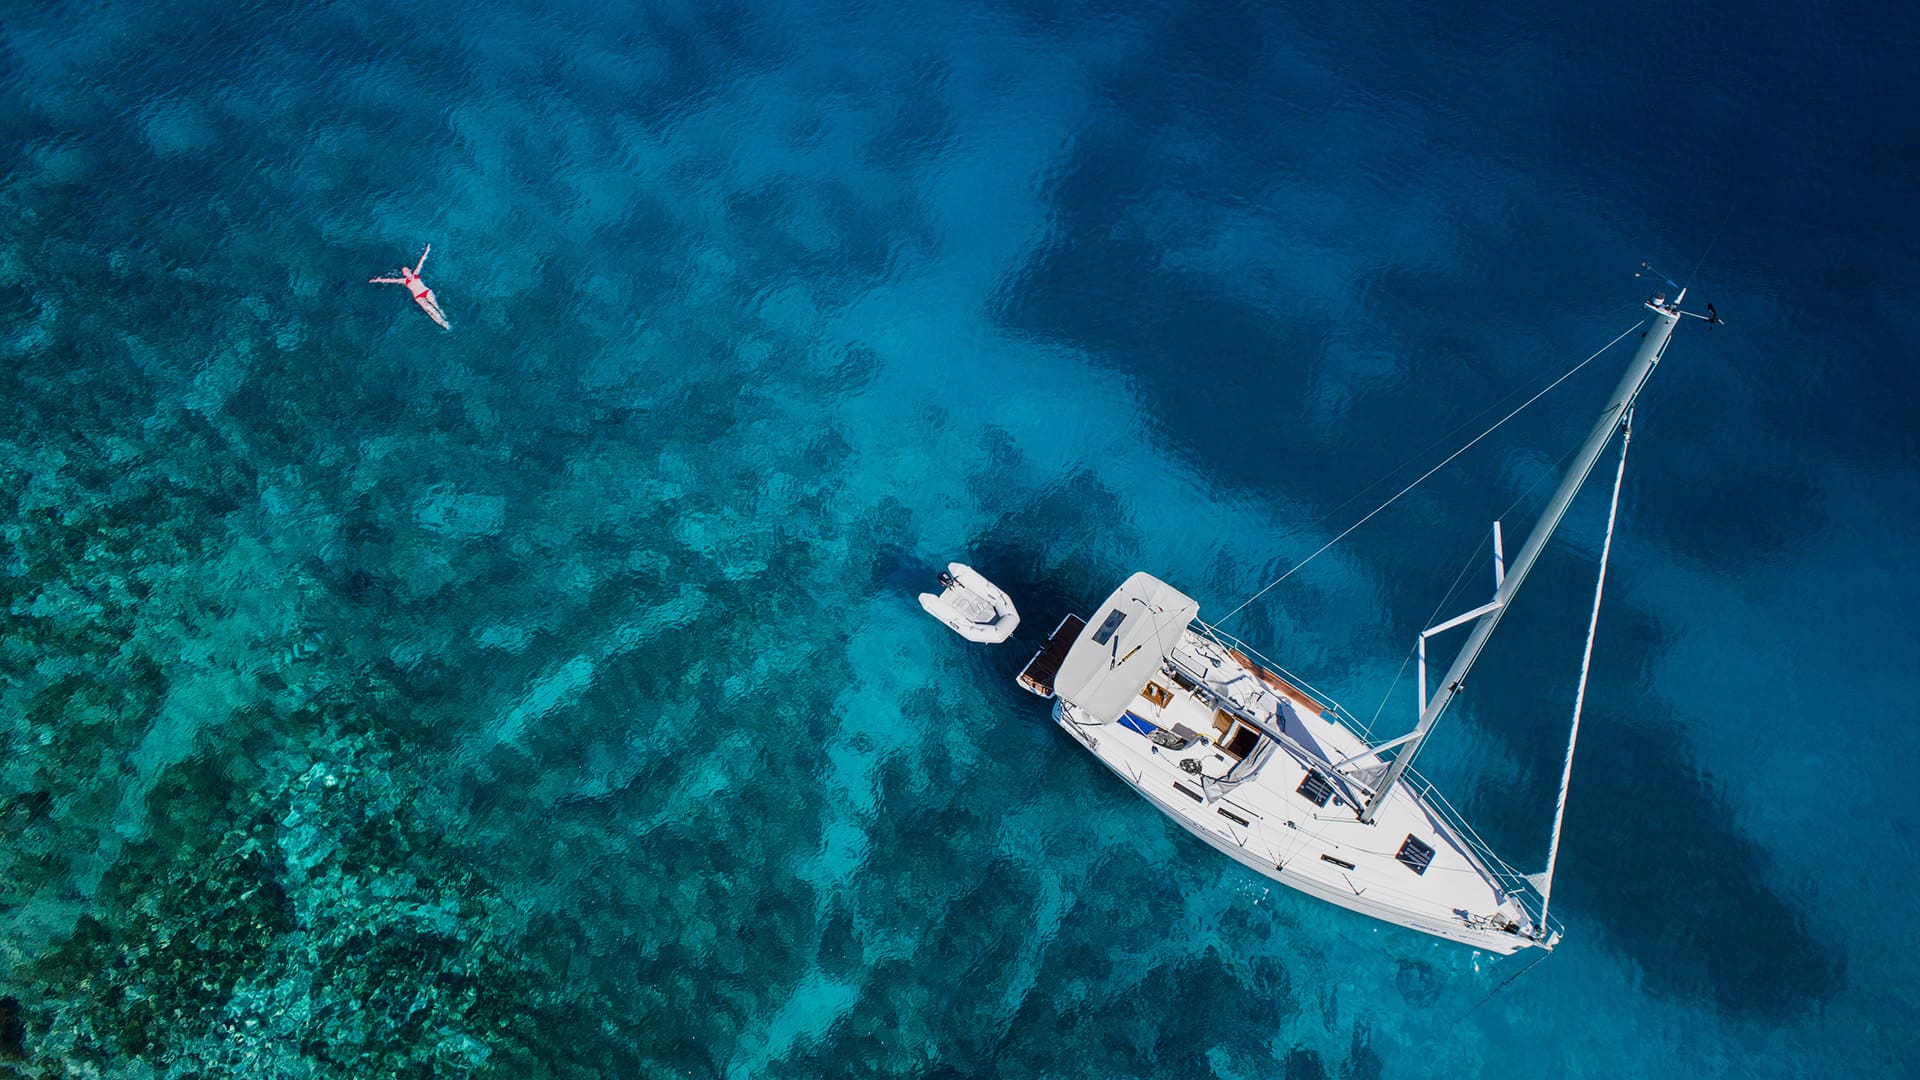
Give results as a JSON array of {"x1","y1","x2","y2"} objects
[
  {"x1": 1396, "y1": 834, "x2": 1436, "y2": 876},
  {"x1": 1296, "y1": 770, "x2": 1334, "y2": 807}
]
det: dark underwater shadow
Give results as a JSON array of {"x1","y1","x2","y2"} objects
[{"x1": 1460, "y1": 596, "x2": 1847, "y2": 1020}]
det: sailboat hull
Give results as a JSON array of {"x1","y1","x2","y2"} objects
[
  {"x1": 1030, "y1": 297, "x2": 1691, "y2": 958},
  {"x1": 1057, "y1": 702, "x2": 1537, "y2": 955},
  {"x1": 1032, "y1": 576, "x2": 1550, "y2": 955}
]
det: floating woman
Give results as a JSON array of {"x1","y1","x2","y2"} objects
[{"x1": 370, "y1": 244, "x2": 451, "y2": 330}]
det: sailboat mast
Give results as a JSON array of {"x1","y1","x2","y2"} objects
[{"x1": 1358, "y1": 296, "x2": 1683, "y2": 824}]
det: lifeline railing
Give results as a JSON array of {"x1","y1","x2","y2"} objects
[
  {"x1": 1193, "y1": 621, "x2": 1377, "y2": 741},
  {"x1": 1191, "y1": 619, "x2": 1564, "y2": 942}
]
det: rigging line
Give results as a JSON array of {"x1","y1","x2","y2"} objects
[
  {"x1": 1362, "y1": 427, "x2": 1591, "y2": 735},
  {"x1": 1216, "y1": 320, "x2": 1646, "y2": 628},
  {"x1": 1493, "y1": 437, "x2": 1587, "y2": 531},
  {"x1": 1538, "y1": 409, "x2": 1633, "y2": 931},
  {"x1": 1287, "y1": 297, "x2": 1647, "y2": 551},
  {"x1": 1462, "y1": 946, "x2": 1552, "y2": 1019},
  {"x1": 1683, "y1": 205, "x2": 1735, "y2": 290},
  {"x1": 1364, "y1": 531, "x2": 1488, "y2": 736}
]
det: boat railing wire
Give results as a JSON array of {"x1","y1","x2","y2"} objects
[
  {"x1": 1194, "y1": 622, "x2": 1377, "y2": 741},
  {"x1": 1194, "y1": 619, "x2": 1564, "y2": 941},
  {"x1": 1399, "y1": 770, "x2": 1563, "y2": 941}
]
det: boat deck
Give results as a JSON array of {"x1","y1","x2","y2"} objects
[
  {"x1": 1056, "y1": 626, "x2": 1542, "y2": 953},
  {"x1": 1017, "y1": 613, "x2": 1085, "y2": 698}
]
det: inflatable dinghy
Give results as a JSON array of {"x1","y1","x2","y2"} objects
[{"x1": 919, "y1": 562, "x2": 1020, "y2": 644}]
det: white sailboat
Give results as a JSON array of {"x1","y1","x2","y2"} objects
[{"x1": 1018, "y1": 287, "x2": 1714, "y2": 954}]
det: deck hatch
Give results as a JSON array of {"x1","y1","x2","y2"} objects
[
  {"x1": 1296, "y1": 770, "x2": 1334, "y2": 807},
  {"x1": 1395, "y1": 834, "x2": 1436, "y2": 876},
  {"x1": 1222, "y1": 725, "x2": 1260, "y2": 759},
  {"x1": 1090, "y1": 608, "x2": 1128, "y2": 645}
]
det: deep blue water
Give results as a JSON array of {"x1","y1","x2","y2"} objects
[{"x1": 2, "y1": 0, "x2": 1915, "y2": 1075}]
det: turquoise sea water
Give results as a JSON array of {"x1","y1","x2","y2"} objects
[{"x1": 3, "y1": 0, "x2": 1916, "y2": 1075}]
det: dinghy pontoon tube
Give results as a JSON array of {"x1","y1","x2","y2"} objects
[{"x1": 919, "y1": 563, "x2": 1020, "y2": 644}]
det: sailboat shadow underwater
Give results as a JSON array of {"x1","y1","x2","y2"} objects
[{"x1": 1012, "y1": 284, "x2": 1717, "y2": 955}]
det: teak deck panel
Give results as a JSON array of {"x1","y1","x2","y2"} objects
[{"x1": 1017, "y1": 614, "x2": 1086, "y2": 698}]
